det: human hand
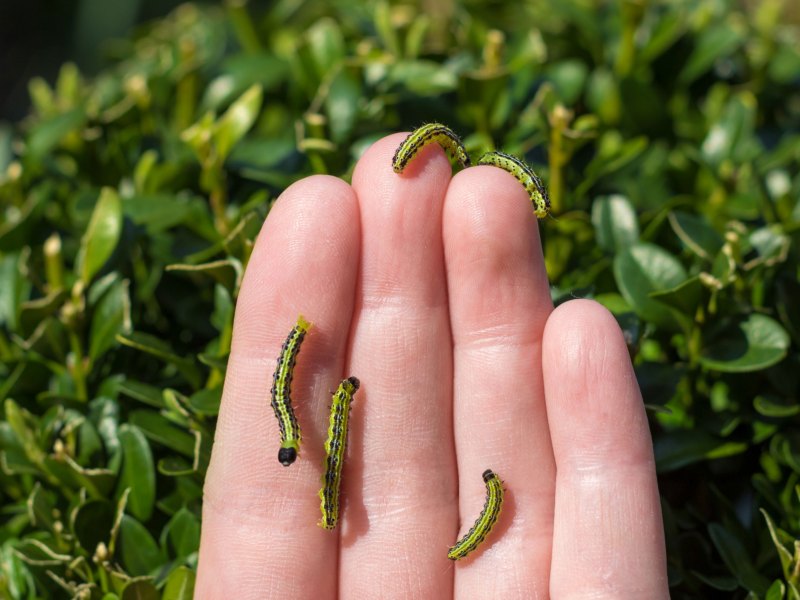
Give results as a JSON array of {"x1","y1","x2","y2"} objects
[{"x1": 196, "y1": 133, "x2": 669, "y2": 599}]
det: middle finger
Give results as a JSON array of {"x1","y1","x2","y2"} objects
[
  {"x1": 443, "y1": 165, "x2": 555, "y2": 597},
  {"x1": 340, "y1": 133, "x2": 457, "y2": 598}
]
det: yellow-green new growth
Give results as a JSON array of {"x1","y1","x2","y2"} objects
[
  {"x1": 477, "y1": 151, "x2": 550, "y2": 218},
  {"x1": 319, "y1": 377, "x2": 360, "y2": 530},
  {"x1": 270, "y1": 315, "x2": 311, "y2": 466},
  {"x1": 448, "y1": 469, "x2": 504, "y2": 560},
  {"x1": 392, "y1": 123, "x2": 471, "y2": 173}
]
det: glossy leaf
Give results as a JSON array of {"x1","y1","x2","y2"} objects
[
  {"x1": 76, "y1": 187, "x2": 123, "y2": 284},
  {"x1": 117, "y1": 425, "x2": 156, "y2": 521},
  {"x1": 117, "y1": 516, "x2": 163, "y2": 577},
  {"x1": 708, "y1": 523, "x2": 770, "y2": 594},
  {"x1": 89, "y1": 277, "x2": 132, "y2": 361},
  {"x1": 162, "y1": 567, "x2": 196, "y2": 600},
  {"x1": 668, "y1": 211, "x2": 724, "y2": 260},
  {"x1": 613, "y1": 243, "x2": 688, "y2": 330},
  {"x1": 161, "y1": 508, "x2": 200, "y2": 559},
  {"x1": 213, "y1": 84, "x2": 263, "y2": 162},
  {"x1": 120, "y1": 579, "x2": 158, "y2": 600},
  {"x1": 700, "y1": 315, "x2": 790, "y2": 373},
  {"x1": 591, "y1": 194, "x2": 639, "y2": 254}
]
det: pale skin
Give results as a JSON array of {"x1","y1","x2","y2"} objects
[{"x1": 196, "y1": 133, "x2": 670, "y2": 599}]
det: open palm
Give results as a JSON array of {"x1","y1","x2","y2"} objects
[{"x1": 196, "y1": 133, "x2": 669, "y2": 599}]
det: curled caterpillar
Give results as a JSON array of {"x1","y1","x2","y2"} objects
[
  {"x1": 270, "y1": 315, "x2": 311, "y2": 466},
  {"x1": 477, "y1": 151, "x2": 550, "y2": 218},
  {"x1": 392, "y1": 123, "x2": 471, "y2": 173},
  {"x1": 448, "y1": 469, "x2": 504, "y2": 560},
  {"x1": 319, "y1": 377, "x2": 360, "y2": 530}
]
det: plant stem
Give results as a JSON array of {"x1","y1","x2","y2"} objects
[{"x1": 68, "y1": 331, "x2": 88, "y2": 402}]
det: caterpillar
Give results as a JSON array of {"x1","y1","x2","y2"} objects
[
  {"x1": 448, "y1": 469, "x2": 504, "y2": 560},
  {"x1": 319, "y1": 376, "x2": 360, "y2": 530},
  {"x1": 392, "y1": 123, "x2": 471, "y2": 173},
  {"x1": 270, "y1": 315, "x2": 311, "y2": 466},
  {"x1": 477, "y1": 151, "x2": 550, "y2": 218}
]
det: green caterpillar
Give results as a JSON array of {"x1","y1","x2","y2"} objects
[
  {"x1": 392, "y1": 123, "x2": 470, "y2": 173},
  {"x1": 270, "y1": 315, "x2": 311, "y2": 466},
  {"x1": 477, "y1": 151, "x2": 550, "y2": 218},
  {"x1": 319, "y1": 377, "x2": 360, "y2": 529},
  {"x1": 448, "y1": 469, "x2": 504, "y2": 560}
]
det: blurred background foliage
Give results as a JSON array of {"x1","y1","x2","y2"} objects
[{"x1": 0, "y1": 0, "x2": 799, "y2": 597}]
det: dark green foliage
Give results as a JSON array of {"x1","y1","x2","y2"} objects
[{"x1": 0, "y1": 1, "x2": 799, "y2": 597}]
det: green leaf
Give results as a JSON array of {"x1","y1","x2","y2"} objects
[
  {"x1": 765, "y1": 580, "x2": 786, "y2": 600},
  {"x1": 72, "y1": 499, "x2": 115, "y2": 554},
  {"x1": 700, "y1": 314, "x2": 790, "y2": 373},
  {"x1": 76, "y1": 187, "x2": 123, "y2": 284},
  {"x1": 116, "y1": 380, "x2": 165, "y2": 408},
  {"x1": 654, "y1": 430, "x2": 747, "y2": 472},
  {"x1": 325, "y1": 70, "x2": 361, "y2": 144},
  {"x1": 129, "y1": 411, "x2": 196, "y2": 457},
  {"x1": 547, "y1": 59, "x2": 589, "y2": 105},
  {"x1": 115, "y1": 332, "x2": 202, "y2": 387},
  {"x1": 213, "y1": 84, "x2": 263, "y2": 162},
  {"x1": 679, "y1": 22, "x2": 746, "y2": 84},
  {"x1": 188, "y1": 387, "x2": 221, "y2": 416},
  {"x1": 117, "y1": 515, "x2": 163, "y2": 577},
  {"x1": 120, "y1": 579, "x2": 159, "y2": 600},
  {"x1": 708, "y1": 523, "x2": 770, "y2": 594},
  {"x1": 202, "y1": 54, "x2": 287, "y2": 111},
  {"x1": 162, "y1": 567, "x2": 196, "y2": 600},
  {"x1": 0, "y1": 190, "x2": 47, "y2": 252},
  {"x1": 161, "y1": 508, "x2": 200, "y2": 559},
  {"x1": 760, "y1": 509, "x2": 794, "y2": 579},
  {"x1": 27, "y1": 108, "x2": 86, "y2": 158},
  {"x1": 121, "y1": 194, "x2": 203, "y2": 234},
  {"x1": 305, "y1": 18, "x2": 346, "y2": 79},
  {"x1": 649, "y1": 276, "x2": 702, "y2": 318},
  {"x1": 4, "y1": 399, "x2": 45, "y2": 467},
  {"x1": 89, "y1": 277, "x2": 132, "y2": 361},
  {"x1": 748, "y1": 225, "x2": 790, "y2": 267},
  {"x1": 591, "y1": 194, "x2": 639, "y2": 254},
  {"x1": 0, "y1": 251, "x2": 32, "y2": 331},
  {"x1": 165, "y1": 258, "x2": 242, "y2": 293},
  {"x1": 613, "y1": 242, "x2": 688, "y2": 330},
  {"x1": 668, "y1": 211, "x2": 724, "y2": 260},
  {"x1": 157, "y1": 456, "x2": 195, "y2": 476},
  {"x1": 702, "y1": 91, "x2": 759, "y2": 167},
  {"x1": 117, "y1": 425, "x2": 155, "y2": 521},
  {"x1": 754, "y1": 395, "x2": 800, "y2": 418},
  {"x1": 388, "y1": 61, "x2": 458, "y2": 95}
]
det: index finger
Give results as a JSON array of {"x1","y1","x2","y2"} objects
[{"x1": 197, "y1": 175, "x2": 360, "y2": 598}]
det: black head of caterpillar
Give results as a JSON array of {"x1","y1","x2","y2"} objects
[
  {"x1": 392, "y1": 123, "x2": 471, "y2": 174},
  {"x1": 278, "y1": 447, "x2": 297, "y2": 466}
]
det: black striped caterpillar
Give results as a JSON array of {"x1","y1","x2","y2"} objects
[
  {"x1": 270, "y1": 315, "x2": 310, "y2": 466},
  {"x1": 319, "y1": 377, "x2": 360, "y2": 529},
  {"x1": 477, "y1": 151, "x2": 550, "y2": 218},
  {"x1": 448, "y1": 469, "x2": 504, "y2": 560},
  {"x1": 392, "y1": 123, "x2": 471, "y2": 173}
]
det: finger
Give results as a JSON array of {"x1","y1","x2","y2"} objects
[
  {"x1": 443, "y1": 166, "x2": 555, "y2": 597},
  {"x1": 543, "y1": 300, "x2": 669, "y2": 598},
  {"x1": 339, "y1": 133, "x2": 456, "y2": 598},
  {"x1": 197, "y1": 175, "x2": 360, "y2": 599}
]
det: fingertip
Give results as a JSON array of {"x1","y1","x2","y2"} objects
[
  {"x1": 543, "y1": 299, "x2": 628, "y2": 380},
  {"x1": 353, "y1": 132, "x2": 451, "y2": 187},
  {"x1": 444, "y1": 165, "x2": 540, "y2": 251},
  {"x1": 543, "y1": 298, "x2": 650, "y2": 468}
]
